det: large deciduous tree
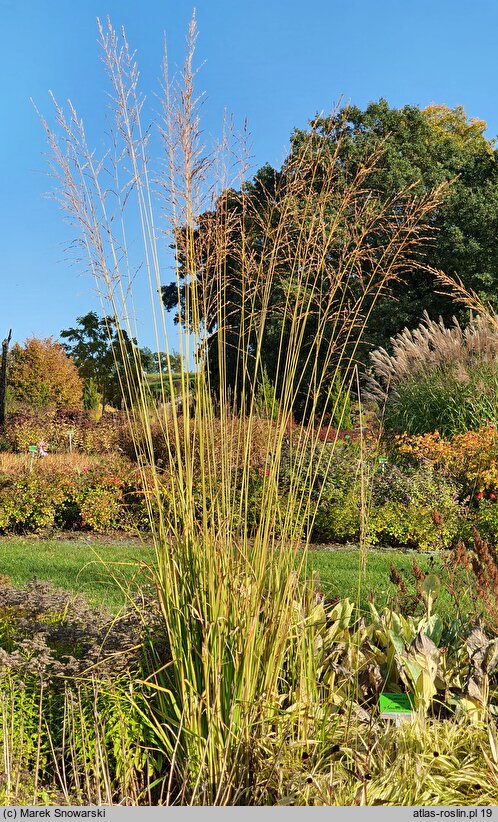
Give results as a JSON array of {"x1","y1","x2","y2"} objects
[
  {"x1": 163, "y1": 100, "x2": 498, "y2": 405},
  {"x1": 297, "y1": 100, "x2": 498, "y2": 352},
  {"x1": 162, "y1": 120, "x2": 443, "y2": 419},
  {"x1": 60, "y1": 312, "x2": 147, "y2": 411},
  {"x1": 8, "y1": 337, "x2": 83, "y2": 409}
]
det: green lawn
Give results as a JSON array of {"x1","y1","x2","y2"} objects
[
  {"x1": 0, "y1": 537, "x2": 467, "y2": 618},
  {"x1": 305, "y1": 547, "x2": 459, "y2": 616},
  {"x1": 0, "y1": 536, "x2": 155, "y2": 610}
]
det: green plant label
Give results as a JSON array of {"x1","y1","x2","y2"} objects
[
  {"x1": 379, "y1": 693, "x2": 414, "y2": 713},
  {"x1": 28, "y1": 445, "x2": 38, "y2": 453}
]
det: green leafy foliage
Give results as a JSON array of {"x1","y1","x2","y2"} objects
[
  {"x1": 324, "y1": 369, "x2": 352, "y2": 429},
  {"x1": 82, "y1": 377, "x2": 100, "y2": 411},
  {"x1": 60, "y1": 312, "x2": 153, "y2": 411},
  {"x1": 255, "y1": 368, "x2": 279, "y2": 421},
  {"x1": 300, "y1": 100, "x2": 498, "y2": 354},
  {"x1": 0, "y1": 474, "x2": 66, "y2": 531},
  {"x1": 472, "y1": 500, "x2": 498, "y2": 544},
  {"x1": 307, "y1": 593, "x2": 498, "y2": 722},
  {"x1": 165, "y1": 100, "x2": 498, "y2": 391},
  {"x1": 280, "y1": 440, "x2": 462, "y2": 549},
  {"x1": 0, "y1": 457, "x2": 147, "y2": 534},
  {"x1": 367, "y1": 464, "x2": 461, "y2": 551}
]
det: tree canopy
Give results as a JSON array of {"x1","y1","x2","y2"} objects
[
  {"x1": 162, "y1": 100, "x2": 498, "y2": 410},
  {"x1": 139, "y1": 349, "x2": 183, "y2": 376},
  {"x1": 298, "y1": 100, "x2": 498, "y2": 351},
  {"x1": 8, "y1": 337, "x2": 83, "y2": 409},
  {"x1": 60, "y1": 312, "x2": 148, "y2": 411},
  {"x1": 162, "y1": 108, "x2": 445, "y2": 418}
]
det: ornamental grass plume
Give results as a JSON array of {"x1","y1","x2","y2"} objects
[
  {"x1": 366, "y1": 310, "x2": 498, "y2": 435},
  {"x1": 367, "y1": 310, "x2": 498, "y2": 403},
  {"x1": 39, "y1": 15, "x2": 445, "y2": 804}
]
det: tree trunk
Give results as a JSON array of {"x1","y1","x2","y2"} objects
[{"x1": 0, "y1": 330, "x2": 12, "y2": 434}]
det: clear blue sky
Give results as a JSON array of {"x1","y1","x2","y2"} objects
[{"x1": 2, "y1": 0, "x2": 498, "y2": 351}]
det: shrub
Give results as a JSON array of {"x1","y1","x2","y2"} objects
[
  {"x1": 6, "y1": 408, "x2": 124, "y2": 455},
  {"x1": 320, "y1": 368, "x2": 353, "y2": 429},
  {"x1": 312, "y1": 485, "x2": 361, "y2": 542},
  {"x1": 279, "y1": 439, "x2": 463, "y2": 549},
  {"x1": 82, "y1": 377, "x2": 100, "y2": 411},
  {"x1": 0, "y1": 455, "x2": 148, "y2": 534},
  {"x1": 470, "y1": 499, "x2": 498, "y2": 544},
  {"x1": 367, "y1": 463, "x2": 462, "y2": 550},
  {"x1": 0, "y1": 474, "x2": 66, "y2": 531},
  {"x1": 279, "y1": 438, "x2": 365, "y2": 543},
  {"x1": 255, "y1": 368, "x2": 279, "y2": 422},
  {"x1": 395, "y1": 424, "x2": 498, "y2": 496},
  {"x1": 120, "y1": 411, "x2": 283, "y2": 475},
  {"x1": 78, "y1": 485, "x2": 123, "y2": 531}
]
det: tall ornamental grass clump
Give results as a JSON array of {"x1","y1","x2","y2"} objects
[
  {"x1": 40, "y1": 16, "x2": 444, "y2": 803},
  {"x1": 367, "y1": 310, "x2": 498, "y2": 436}
]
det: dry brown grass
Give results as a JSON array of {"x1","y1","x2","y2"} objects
[{"x1": 0, "y1": 452, "x2": 98, "y2": 477}]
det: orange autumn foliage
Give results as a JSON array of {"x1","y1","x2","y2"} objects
[
  {"x1": 8, "y1": 336, "x2": 83, "y2": 409},
  {"x1": 395, "y1": 424, "x2": 498, "y2": 493}
]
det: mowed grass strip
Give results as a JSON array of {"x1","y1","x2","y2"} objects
[
  {"x1": 0, "y1": 538, "x2": 467, "y2": 618},
  {"x1": 0, "y1": 537, "x2": 155, "y2": 610},
  {"x1": 306, "y1": 547, "x2": 466, "y2": 617}
]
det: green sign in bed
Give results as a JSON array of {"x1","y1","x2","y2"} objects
[{"x1": 379, "y1": 693, "x2": 414, "y2": 713}]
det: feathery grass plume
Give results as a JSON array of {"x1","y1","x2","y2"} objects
[
  {"x1": 366, "y1": 310, "x2": 498, "y2": 435},
  {"x1": 39, "y1": 15, "x2": 445, "y2": 804}
]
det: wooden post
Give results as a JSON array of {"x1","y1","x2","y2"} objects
[{"x1": 0, "y1": 330, "x2": 11, "y2": 434}]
